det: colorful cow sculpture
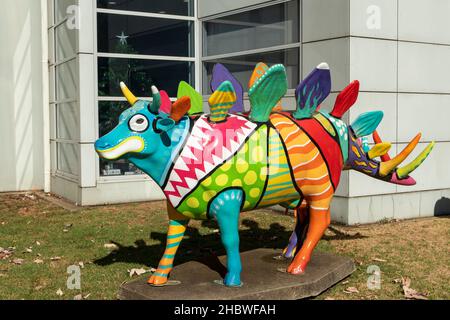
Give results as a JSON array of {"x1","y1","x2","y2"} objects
[{"x1": 95, "y1": 62, "x2": 434, "y2": 287}]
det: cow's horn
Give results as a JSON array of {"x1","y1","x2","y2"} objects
[
  {"x1": 120, "y1": 82, "x2": 138, "y2": 105},
  {"x1": 150, "y1": 86, "x2": 161, "y2": 114}
]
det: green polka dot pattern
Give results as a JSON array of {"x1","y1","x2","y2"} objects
[{"x1": 176, "y1": 126, "x2": 269, "y2": 219}]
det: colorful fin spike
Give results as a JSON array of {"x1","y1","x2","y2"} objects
[
  {"x1": 159, "y1": 90, "x2": 172, "y2": 114},
  {"x1": 368, "y1": 142, "x2": 392, "y2": 160},
  {"x1": 249, "y1": 62, "x2": 283, "y2": 111},
  {"x1": 178, "y1": 81, "x2": 203, "y2": 115},
  {"x1": 379, "y1": 133, "x2": 421, "y2": 177},
  {"x1": 397, "y1": 141, "x2": 435, "y2": 179},
  {"x1": 208, "y1": 81, "x2": 237, "y2": 123},
  {"x1": 331, "y1": 80, "x2": 360, "y2": 119},
  {"x1": 293, "y1": 62, "x2": 331, "y2": 120},
  {"x1": 210, "y1": 64, "x2": 244, "y2": 113},
  {"x1": 249, "y1": 64, "x2": 288, "y2": 122},
  {"x1": 170, "y1": 96, "x2": 191, "y2": 123},
  {"x1": 373, "y1": 130, "x2": 391, "y2": 162},
  {"x1": 351, "y1": 111, "x2": 384, "y2": 138}
]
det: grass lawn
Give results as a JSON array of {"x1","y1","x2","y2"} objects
[{"x1": 0, "y1": 192, "x2": 448, "y2": 300}]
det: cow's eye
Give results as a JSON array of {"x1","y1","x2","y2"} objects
[{"x1": 129, "y1": 114, "x2": 149, "y2": 133}]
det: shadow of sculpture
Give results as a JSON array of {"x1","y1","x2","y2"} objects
[
  {"x1": 93, "y1": 219, "x2": 292, "y2": 276},
  {"x1": 434, "y1": 197, "x2": 450, "y2": 217}
]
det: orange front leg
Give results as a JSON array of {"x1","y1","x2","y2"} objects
[
  {"x1": 287, "y1": 207, "x2": 330, "y2": 275},
  {"x1": 148, "y1": 202, "x2": 189, "y2": 286}
]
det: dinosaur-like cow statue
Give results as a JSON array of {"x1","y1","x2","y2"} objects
[{"x1": 95, "y1": 62, "x2": 434, "y2": 287}]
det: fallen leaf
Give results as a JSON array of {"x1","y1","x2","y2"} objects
[
  {"x1": 128, "y1": 268, "x2": 151, "y2": 277},
  {"x1": 78, "y1": 262, "x2": 84, "y2": 269},
  {"x1": 372, "y1": 258, "x2": 387, "y2": 263},
  {"x1": 401, "y1": 277, "x2": 428, "y2": 300},
  {"x1": 0, "y1": 248, "x2": 13, "y2": 260},
  {"x1": 25, "y1": 248, "x2": 33, "y2": 253},
  {"x1": 344, "y1": 287, "x2": 359, "y2": 294},
  {"x1": 56, "y1": 289, "x2": 64, "y2": 296},
  {"x1": 36, "y1": 241, "x2": 41, "y2": 246},
  {"x1": 12, "y1": 258, "x2": 25, "y2": 265},
  {"x1": 104, "y1": 243, "x2": 119, "y2": 250},
  {"x1": 73, "y1": 294, "x2": 83, "y2": 300},
  {"x1": 342, "y1": 280, "x2": 350, "y2": 285},
  {"x1": 33, "y1": 259, "x2": 44, "y2": 264}
]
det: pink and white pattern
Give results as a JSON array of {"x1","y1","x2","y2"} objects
[{"x1": 164, "y1": 115, "x2": 257, "y2": 207}]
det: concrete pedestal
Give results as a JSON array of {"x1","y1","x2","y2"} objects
[{"x1": 118, "y1": 248, "x2": 355, "y2": 300}]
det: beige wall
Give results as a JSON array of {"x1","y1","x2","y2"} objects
[{"x1": 0, "y1": 0, "x2": 44, "y2": 192}]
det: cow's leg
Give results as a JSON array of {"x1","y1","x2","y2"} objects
[
  {"x1": 287, "y1": 205, "x2": 331, "y2": 275},
  {"x1": 148, "y1": 203, "x2": 189, "y2": 286},
  {"x1": 209, "y1": 189, "x2": 244, "y2": 287},
  {"x1": 283, "y1": 202, "x2": 309, "y2": 259}
]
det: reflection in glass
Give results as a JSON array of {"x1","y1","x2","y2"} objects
[
  {"x1": 203, "y1": 48, "x2": 300, "y2": 94},
  {"x1": 56, "y1": 102, "x2": 79, "y2": 141},
  {"x1": 97, "y1": 13, "x2": 194, "y2": 57},
  {"x1": 97, "y1": 0, "x2": 194, "y2": 17},
  {"x1": 98, "y1": 57, "x2": 194, "y2": 97},
  {"x1": 204, "y1": 1, "x2": 299, "y2": 56},
  {"x1": 57, "y1": 143, "x2": 79, "y2": 176}
]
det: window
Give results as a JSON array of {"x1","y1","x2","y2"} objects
[
  {"x1": 96, "y1": 1, "x2": 196, "y2": 177},
  {"x1": 202, "y1": 0, "x2": 300, "y2": 93},
  {"x1": 48, "y1": 0, "x2": 80, "y2": 179}
]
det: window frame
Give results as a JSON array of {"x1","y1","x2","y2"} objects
[
  {"x1": 94, "y1": 0, "x2": 201, "y2": 182},
  {"x1": 48, "y1": 0, "x2": 81, "y2": 183},
  {"x1": 200, "y1": 0, "x2": 302, "y2": 98}
]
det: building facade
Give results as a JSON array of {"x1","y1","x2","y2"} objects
[{"x1": 1, "y1": 0, "x2": 449, "y2": 224}]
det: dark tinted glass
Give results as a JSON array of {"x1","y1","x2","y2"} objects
[
  {"x1": 98, "y1": 57, "x2": 194, "y2": 97},
  {"x1": 204, "y1": 1, "x2": 299, "y2": 56},
  {"x1": 203, "y1": 48, "x2": 299, "y2": 93},
  {"x1": 97, "y1": 13, "x2": 194, "y2": 57},
  {"x1": 97, "y1": 0, "x2": 194, "y2": 16}
]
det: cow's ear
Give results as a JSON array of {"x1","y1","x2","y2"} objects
[{"x1": 156, "y1": 118, "x2": 175, "y2": 132}]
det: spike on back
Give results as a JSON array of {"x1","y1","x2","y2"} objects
[
  {"x1": 293, "y1": 63, "x2": 331, "y2": 120},
  {"x1": 249, "y1": 64, "x2": 288, "y2": 122},
  {"x1": 170, "y1": 96, "x2": 191, "y2": 123},
  {"x1": 351, "y1": 111, "x2": 384, "y2": 138},
  {"x1": 208, "y1": 81, "x2": 237, "y2": 123},
  {"x1": 159, "y1": 90, "x2": 172, "y2": 114},
  {"x1": 178, "y1": 81, "x2": 203, "y2": 114},
  {"x1": 210, "y1": 64, "x2": 244, "y2": 113},
  {"x1": 331, "y1": 80, "x2": 360, "y2": 119},
  {"x1": 249, "y1": 62, "x2": 283, "y2": 111}
]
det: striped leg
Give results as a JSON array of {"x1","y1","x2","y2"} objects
[
  {"x1": 287, "y1": 206, "x2": 331, "y2": 275},
  {"x1": 148, "y1": 219, "x2": 189, "y2": 286},
  {"x1": 283, "y1": 202, "x2": 309, "y2": 259}
]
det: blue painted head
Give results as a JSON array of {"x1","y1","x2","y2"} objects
[{"x1": 95, "y1": 83, "x2": 191, "y2": 185}]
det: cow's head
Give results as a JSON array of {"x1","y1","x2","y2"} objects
[
  {"x1": 95, "y1": 82, "x2": 191, "y2": 184},
  {"x1": 345, "y1": 112, "x2": 435, "y2": 186}
]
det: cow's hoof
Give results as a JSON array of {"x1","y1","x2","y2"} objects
[
  {"x1": 223, "y1": 273, "x2": 242, "y2": 287},
  {"x1": 148, "y1": 274, "x2": 168, "y2": 286},
  {"x1": 287, "y1": 259, "x2": 308, "y2": 275}
]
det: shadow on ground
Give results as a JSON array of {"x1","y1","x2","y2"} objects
[
  {"x1": 94, "y1": 219, "x2": 291, "y2": 276},
  {"x1": 94, "y1": 218, "x2": 367, "y2": 276}
]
